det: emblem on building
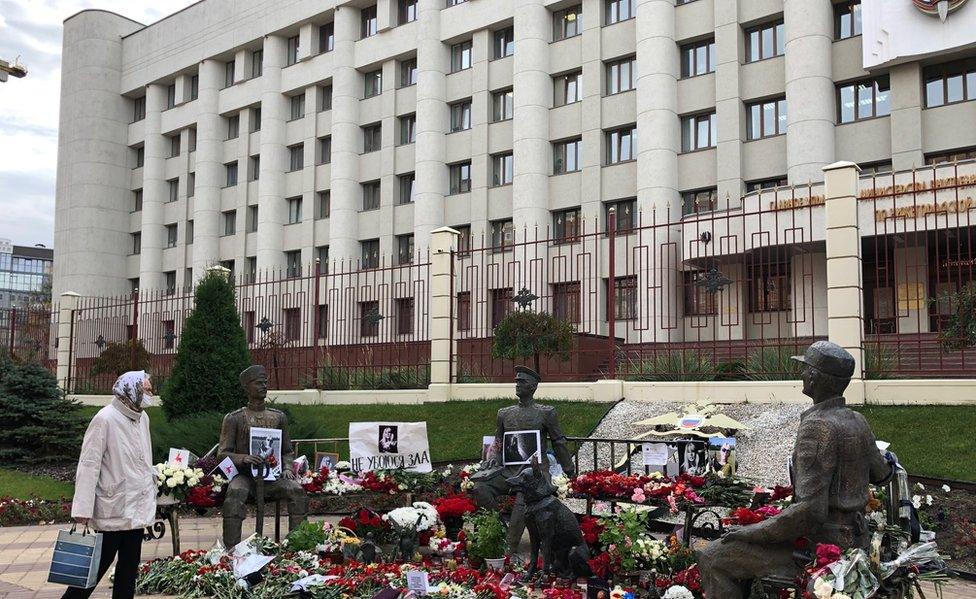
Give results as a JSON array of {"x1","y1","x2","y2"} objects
[{"x1": 912, "y1": 0, "x2": 968, "y2": 21}]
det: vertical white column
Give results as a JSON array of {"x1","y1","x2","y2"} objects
[
  {"x1": 56, "y1": 292, "x2": 80, "y2": 391},
  {"x1": 714, "y1": 0, "x2": 743, "y2": 207},
  {"x1": 889, "y1": 63, "x2": 924, "y2": 171},
  {"x1": 139, "y1": 83, "x2": 168, "y2": 291},
  {"x1": 192, "y1": 59, "x2": 224, "y2": 278},
  {"x1": 784, "y1": 0, "x2": 835, "y2": 184},
  {"x1": 257, "y1": 35, "x2": 288, "y2": 272},
  {"x1": 413, "y1": 0, "x2": 449, "y2": 251},
  {"x1": 512, "y1": 0, "x2": 551, "y2": 235},
  {"x1": 328, "y1": 6, "x2": 363, "y2": 263},
  {"x1": 428, "y1": 226, "x2": 460, "y2": 397}
]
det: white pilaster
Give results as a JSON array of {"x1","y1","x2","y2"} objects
[
  {"x1": 191, "y1": 59, "x2": 224, "y2": 278},
  {"x1": 139, "y1": 83, "x2": 168, "y2": 291},
  {"x1": 56, "y1": 292, "x2": 80, "y2": 391},
  {"x1": 256, "y1": 35, "x2": 288, "y2": 272},
  {"x1": 714, "y1": 0, "x2": 743, "y2": 207}
]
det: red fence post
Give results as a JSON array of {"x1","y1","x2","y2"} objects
[
  {"x1": 8, "y1": 307, "x2": 15, "y2": 357},
  {"x1": 607, "y1": 208, "x2": 617, "y2": 379},
  {"x1": 312, "y1": 258, "x2": 322, "y2": 387},
  {"x1": 66, "y1": 309, "x2": 76, "y2": 393},
  {"x1": 130, "y1": 288, "x2": 140, "y2": 371}
]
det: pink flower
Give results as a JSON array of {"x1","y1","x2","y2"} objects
[{"x1": 630, "y1": 489, "x2": 646, "y2": 503}]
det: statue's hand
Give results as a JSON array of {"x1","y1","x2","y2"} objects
[
  {"x1": 242, "y1": 455, "x2": 264, "y2": 466},
  {"x1": 281, "y1": 469, "x2": 296, "y2": 480}
]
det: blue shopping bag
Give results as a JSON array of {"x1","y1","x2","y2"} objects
[{"x1": 48, "y1": 525, "x2": 103, "y2": 589}]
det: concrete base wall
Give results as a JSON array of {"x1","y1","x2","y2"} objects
[{"x1": 69, "y1": 379, "x2": 976, "y2": 407}]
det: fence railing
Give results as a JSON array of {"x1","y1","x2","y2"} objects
[{"x1": 0, "y1": 305, "x2": 57, "y2": 371}]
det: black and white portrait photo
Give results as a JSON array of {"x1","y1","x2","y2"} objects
[
  {"x1": 681, "y1": 443, "x2": 709, "y2": 476},
  {"x1": 248, "y1": 426, "x2": 282, "y2": 481},
  {"x1": 378, "y1": 426, "x2": 399, "y2": 454},
  {"x1": 502, "y1": 430, "x2": 541, "y2": 466}
]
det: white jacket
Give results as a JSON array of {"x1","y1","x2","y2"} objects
[{"x1": 71, "y1": 399, "x2": 157, "y2": 531}]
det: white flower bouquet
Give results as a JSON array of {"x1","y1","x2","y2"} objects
[
  {"x1": 154, "y1": 463, "x2": 206, "y2": 502},
  {"x1": 384, "y1": 502, "x2": 440, "y2": 532}
]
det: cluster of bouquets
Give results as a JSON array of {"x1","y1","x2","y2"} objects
[{"x1": 154, "y1": 463, "x2": 208, "y2": 502}]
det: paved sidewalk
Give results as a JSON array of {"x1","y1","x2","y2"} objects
[{"x1": 2, "y1": 517, "x2": 974, "y2": 598}]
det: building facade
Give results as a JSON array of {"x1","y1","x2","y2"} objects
[
  {"x1": 0, "y1": 239, "x2": 53, "y2": 309},
  {"x1": 53, "y1": 0, "x2": 976, "y2": 302}
]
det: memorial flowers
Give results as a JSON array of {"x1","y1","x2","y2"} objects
[
  {"x1": 384, "y1": 501, "x2": 440, "y2": 532},
  {"x1": 154, "y1": 463, "x2": 207, "y2": 502}
]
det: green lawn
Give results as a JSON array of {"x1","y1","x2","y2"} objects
[
  {"x1": 856, "y1": 405, "x2": 976, "y2": 482},
  {"x1": 0, "y1": 468, "x2": 75, "y2": 501},
  {"x1": 79, "y1": 399, "x2": 615, "y2": 466}
]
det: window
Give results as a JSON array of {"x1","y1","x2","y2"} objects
[
  {"x1": 364, "y1": 70, "x2": 382, "y2": 98},
  {"x1": 188, "y1": 75, "x2": 199, "y2": 101},
  {"x1": 400, "y1": 58, "x2": 418, "y2": 87},
  {"x1": 223, "y1": 210, "x2": 236, "y2": 236},
  {"x1": 363, "y1": 123, "x2": 382, "y2": 152},
  {"x1": 319, "y1": 23, "x2": 334, "y2": 53},
  {"x1": 450, "y1": 100, "x2": 472, "y2": 132},
  {"x1": 606, "y1": 276, "x2": 638, "y2": 320},
  {"x1": 361, "y1": 239, "x2": 380, "y2": 269},
  {"x1": 133, "y1": 96, "x2": 146, "y2": 122},
  {"x1": 746, "y1": 21, "x2": 784, "y2": 62},
  {"x1": 398, "y1": 0, "x2": 417, "y2": 24},
  {"x1": 286, "y1": 36, "x2": 300, "y2": 66},
  {"x1": 225, "y1": 161, "x2": 238, "y2": 186},
  {"x1": 318, "y1": 136, "x2": 332, "y2": 164},
  {"x1": 166, "y1": 224, "x2": 178, "y2": 248},
  {"x1": 492, "y1": 153, "x2": 514, "y2": 186},
  {"x1": 167, "y1": 178, "x2": 179, "y2": 202},
  {"x1": 186, "y1": 220, "x2": 194, "y2": 244},
  {"x1": 363, "y1": 181, "x2": 381, "y2": 211},
  {"x1": 605, "y1": 199, "x2": 636, "y2": 233},
  {"x1": 681, "y1": 112, "x2": 717, "y2": 152},
  {"x1": 684, "y1": 272, "x2": 717, "y2": 316},
  {"x1": 397, "y1": 234, "x2": 415, "y2": 264},
  {"x1": 131, "y1": 233, "x2": 141, "y2": 255},
  {"x1": 396, "y1": 297, "x2": 415, "y2": 334},
  {"x1": 320, "y1": 85, "x2": 333, "y2": 111},
  {"x1": 924, "y1": 59, "x2": 976, "y2": 108},
  {"x1": 316, "y1": 245, "x2": 330, "y2": 270},
  {"x1": 554, "y1": 5, "x2": 583, "y2": 41},
  {"x1": 450, "y1": 162, "x2": 472, "y2": 194},
  {"x1": 220, "y1": 260, "x2": 235, "y2": 282},
  {"x1": 682, "y1": 187, "x2": 718, "y2": 215},
  {"x1": 447, "y1": 0, "x2": 468, "y2": 5},
  {"x1": 451, "y1": 41, "x2": 473, "y2": 72},
  {"x1": 456, "y1": 225, "x2": 472, "y2": 255},
  {"x1": 606, "y1": 56, "x2": 636, "y2": 94},
  {"x1": 745, "y1": 177, "x2": 788, "y2": 192},
  {"x1": 289, "y1": 93, "x2": 305, "y2": 120},
  {"x1": 360, "y1": 301, "x2": 380, "y2": 336},
  {"x1": 553, "y1": 282, "x2": 581, "y2": 323},
  {"x1": 492, "y1": 89, "x2": 514, "y2": 121},
  {"x1": 317, "y1": 191, "x2": 331, "y2": 218},
  {"x1": 399, "y1": 114, "x2": 416, "y2": 145},
  {"x1": 606, "y1": 0, "x2": 634, "y2": 25},
  {"x1": 288, "y1": 144, "x2": 304, "y2": 171},
  {"x1": 361, "y1": 5, "x2": 378, "y2": 38},
  {"x1": 249, "y1": 155, "x2": 260, "y2": 181},
  {"x1": 133, "y1": 189, "x2": 143, "y2": 212},
  {"x1": 606, "y1": 126, "x2": 637, "y2": 164},
  {"x1": 747, "y1": 97, "x2": 787, "y2": 140},
  {"x1": 166, "y1": 83, "x2": 176, "y2": 108},
  {"x1": 491, "y1": 219, "x2": 514, "y2": 252},
  {"x1": 491, "y1": 288, "x2": 514, "y2": 327},
  {"x1": 134, "y1": 146, "x2": 144, "y2": 168},
  {"x1": 681, "y1": 38, "x2": 716, "y2": 78},
  {"x1": 188, "y1": 128, "x2": 197, "y2": 151},
  {"x1": 398, "y1": 173, "x2": 416, "y2": 204},
  {"x1": 837, "y1": 76, "x2": 890, "y2": 123},
  {"x1": 493, "y1": 28, "x2": 514, "y2": 59},
  {"x1": 835, "y1": 0, "x2": 862, "y2": 40},
  {"x1": 251, "y1": 49, "x2": 263, "y2": 77},
  {"x1": 187, "y1": 172, "x2": 195, "y2": 197},
  {"x1": 224, "y1": 60, "x2": 235, "y2": 88},
  {"x1": 554, "y1": 71, "x2": 583, "y2": 106},
  {"x1": 227, "y1": 114, "x2": 240, "y2": 139},
  {"x1": 457, "y1": 292, "x2": 471, "y2": 331},
  {"x1": 750, "y1": 260, "x2": 791, "y2": 312},
  {"x1": 285, "y1": 250, "x2": 302, "y2": 278},
  {"x1": 553, "y1": 208, "x2": 581, "y2": 242},
  {"x1": 165, "y1": 271, "x2": 177, "y2": 295},
  {"x1": 554, "y1": 138, "x2": 582, "y2": 174},
  {"x1": 247, "y1": 205, "x2": 259, "y2": 232},
  {"x1": 246, "y1": 258, "x2": 257, "y2": 285},
  {"x1": 925, "y1": 147, "x2": 976, "y2": 165},
  {"x1": 169, "y1": 134, "x2": 180, "y2": 157},
  {"x1": 162, "y1": 320, "x2": 176, "y2": 349},
  {"x1": 251, "y1": 107, "x2": 262, "y2": 132},
  {"x1": 287, "y1": 197, "x2": 302, "y2": 224},
  {"x1": 282, "y1": 308, "x2": 301, "y2": 342}
]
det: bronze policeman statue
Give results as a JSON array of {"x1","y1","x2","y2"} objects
[
  {"x1": 699, "y1": 341, "x2": 895, "y2": 598},
  {"x1": 218, "y1": 365, "x2": 308, "y2": 547}
]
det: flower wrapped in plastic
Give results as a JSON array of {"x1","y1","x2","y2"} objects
[
  {"x1": 807, "y1": 548, "x2": 878, "y2": 599},
  {"x1": 879, "y1": 541, "x2": 946, "y2": 580}
]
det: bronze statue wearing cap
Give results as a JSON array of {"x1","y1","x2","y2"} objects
[
  {"x1": 471, "y1": 366, "x2": 576, "y2": 556},
  {"x1": 698, "y1": 341, "x2": 896, "y2": 598},
  {"x1": 218, "y1": 365, "x2": 308, "y2": 547}
]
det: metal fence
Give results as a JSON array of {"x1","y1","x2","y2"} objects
[{"x1": 0, "y1": 305, "x2": 57, "y2": 371}]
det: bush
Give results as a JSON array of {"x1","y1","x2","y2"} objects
[
  {"x1": 89, "y1": 339, "x2": 151, "y2": 377},
  {"x1": 743, "y1": 346, "x2": 803, "y2": 381},
  {"x1": 464, "y1": 509, "x2": 507, "y2": 561},
  {"x1": 938, "y1": 284, "x2": 976, "y2": 351},
  {"x1": 312, "y1": 357, "x2": 430, "y2": 390},
  {"x1": 491, "y1": 310, "x2": 575, "y2": 374},
  {"x1": 864, "y1": 343, "x2": 897, "y2": 380},
  {"x1": 161, "y1": 270, "x2": 252, "y2": 420},
  {"x1": 617, "y1": 351, "x2": 716, "y2": 381},
  {"x1": 0, "y1": 357, "x2": 85, "y2": 464}
]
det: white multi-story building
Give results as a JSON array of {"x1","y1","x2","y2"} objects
[{"x1": 54, "y1": 0, "x2": 976, "y2": 304}]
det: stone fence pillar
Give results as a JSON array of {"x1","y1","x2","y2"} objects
[
  {"x1": 56, "y1": 292, "x2": 80, "y2": 392},
  {"x1": 428, "y1": 227, "x2": 459, "y2": 400}
]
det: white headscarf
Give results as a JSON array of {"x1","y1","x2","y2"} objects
[{"x1": 112, "y1": 370, "x2": 155, "y2": 411}]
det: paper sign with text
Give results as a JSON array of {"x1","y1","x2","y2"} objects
[
  {"x1": 406, "y1": 570, "x2": 429, "y2": 595},
  {"x1": 641, "y1": 443, "x2": 669, "y2": 466},
  {"x1": 349, "y1": 422, "x2": 432, "y2": 473}
]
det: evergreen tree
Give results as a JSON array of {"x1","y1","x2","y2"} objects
[
  {"x1": 0, "y1": 356, "x2": 85, "y2": 464},
  {"x1": 491, "y1": 310, "x2": 575, "y2": 374},
  {"x1": 162, "y1": 269, "x2": 252, "y2": 419}
]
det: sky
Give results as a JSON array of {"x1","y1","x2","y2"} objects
[{"x1": 0, "y1": 0, "x2": 196, "y2": 249}]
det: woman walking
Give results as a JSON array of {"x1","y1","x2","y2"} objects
[{"x1": 64, "y1": 371, "x2": 157, "y2": 599}]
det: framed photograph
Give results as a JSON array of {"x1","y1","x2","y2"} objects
[
  {"x1": 502, "y1": 430, "x2": 541, "y2": 466},
  {"x1": 378, "y1": 425, "x2": 399, "y2": 454},
  {"x1": 681, "y1": 442, "x2": 709, "y2": 476},
  {"x1": 249, "y1": 426, "x2": 282, "y2": 481},
  {"x1": 315, "y1": 451, "x2": 341, "y2": 471},
  {"x1": 708, "y1": 436, "x2": 737, "y2": 475}
]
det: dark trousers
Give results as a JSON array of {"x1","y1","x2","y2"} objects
[{"x1": 61, "y1": 529, "x2": 143, "y2": 599}]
